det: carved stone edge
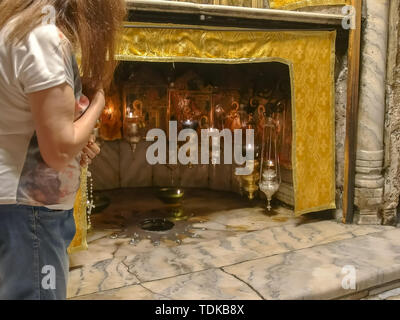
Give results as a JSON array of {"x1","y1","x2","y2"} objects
[{"x1": 125, "y1": 0, "x2": 345, "y2": 26}]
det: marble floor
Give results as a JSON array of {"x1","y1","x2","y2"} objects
[
  {"x1": 69, "y1": 188, "x2": 303, "y2": 269},
  {"x1": 364, "y1": 287, "x2": 400, "y2": 300},
  {"x1": 68, "y1": 188, "x2": 400, "y2": 300}
]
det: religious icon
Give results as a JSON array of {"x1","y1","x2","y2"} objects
[
  {"x1": 199, "y1": 115, "x2": 210, "y2": 129},
  {"x1": 214, "y1": 104, "x2": 226, "y2": 130},
  {"x1": 225, "y1": 101, "x2": 242, "y2": 131},
  {"x1": 257, "y1": 104, "x2": 266, "y2": 140},
  {"x1": 168, "y1": 89, "x2": 212, "y2": 133}
]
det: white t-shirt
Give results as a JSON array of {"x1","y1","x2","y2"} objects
[{"x1": 0, "y1": 23, "x2": 82, "y2": 210}]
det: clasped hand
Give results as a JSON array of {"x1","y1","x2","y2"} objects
[{"x1": 80, "y1": 134, "x2": 100, "y2": 167}]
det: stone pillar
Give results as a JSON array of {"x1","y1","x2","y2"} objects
[
  {"x1": 354, "y1": 0, "x2": 390, "y2": 224},
  {"x1": 382, "y1": 0, "x2": 400, "y2": 225}
]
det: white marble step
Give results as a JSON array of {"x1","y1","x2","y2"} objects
[
  {"x1": 223, "y1": 228, "x2": 400, "y2": 300},
  {"x1": 68, "y1": 220, "x2": 394, "y2": 299}
]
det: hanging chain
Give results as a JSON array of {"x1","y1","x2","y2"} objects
[{"x1": 86, "y1": 170, "x2": 95, "y2": 230}]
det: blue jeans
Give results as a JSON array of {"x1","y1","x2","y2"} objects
[{"x1": 0, "y1": 204, "x2": 76, "y2": 300}]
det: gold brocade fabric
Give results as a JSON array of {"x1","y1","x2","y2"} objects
[
  {"x1": 68, "y1": 167, "x2": 88, "y2": 253},
  {"x1": 269, "y1": 0, "x2": 349, "y2": 10},
  {"x1": 117, "y1": 22, "x2": 336, "y2": 215},
  {"x1": 213, "y1": 0, "x2": 259, "y2": 7}
]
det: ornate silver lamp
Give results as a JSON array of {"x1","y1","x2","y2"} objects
[
  {"x1": 259, "y1": 117, "x2": 281, "y2": 211},
  {"x1": 123, "y1": 100, "x2": 145, "y2": 152}
]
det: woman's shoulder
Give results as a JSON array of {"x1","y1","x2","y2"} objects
[
  {"x1": 17, "y1": 23, "x2": 74, "y2": 65},
  {"x1": 28, "y1": 24, "x2": 70, "y2": 47},
  {"x1": 0, "y1": 20, "x2": 58, "y2": 49}
]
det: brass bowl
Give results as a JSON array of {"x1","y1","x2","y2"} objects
[
  {"x1": 156, "y1": 187, "x2": 184, "y2": 205},
  {"x1": 167, "y1": 207, "x2": 188, "y2": 221}
]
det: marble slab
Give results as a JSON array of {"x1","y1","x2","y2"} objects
[
  {"x1": 180, "y1": 164, "x2": 209, "y2": 188},
  {"x1": 70, "y1": 237, "x2": 132, "y2": 269},
  {"x1": 152, "y1": 164, "x2": 175, "y2": 187},
  {"x1": 73, "y1": 269, "x2": 262, "y2": 300},
  {"x1": 69, "y1": 189, "x2": 300, "y2": 268},
  {"x1": 123, "y1": 221, "x2": 388, "y2": 283},
  {"x1": 365, "y1": 287, "x2": 400, "y2": 300},
  {"x1": 223, "y1": 228, "x2": 400, "y2": 300},
  {"x1": 208, "y1": 164, "x2": 232, "y2": 191},
  {"x1": 120, "y1": 140, "x2": 153, "y2": 187},
  {"x1": 90, "y1": 141, "x2": 121, "y2": 190},
  {"x1": 68, "y1": 225, "x2": 398, "y2": 300},
  {"x1": 67, "y1": 221, "x2": 388, "y2": 298},
  {"x1": 141, "y1": 269, "x2": 262, "y2": 300},
  {"x1": 67, "y1": 257, "x2": 139, "y2": 298},
  {"x1": 68, "y1": 221, "x2": 392, "y2": 297},
  {"x1": 70, "y1": 284, "x2": 166, "y2": 300},
  {"x1": 230, "y1": 164, "x2": 243, "y2": 195}
]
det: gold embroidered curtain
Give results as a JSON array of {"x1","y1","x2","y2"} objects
[{"x1": 117, "y1": 22, "x2": 336, "y2": 215}]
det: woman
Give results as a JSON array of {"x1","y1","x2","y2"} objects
[{"x1": 0, "y1": 0, "x2": 126, "y2": 300}]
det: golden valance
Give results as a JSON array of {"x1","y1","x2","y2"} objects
[{"x1": 117, "y1": 22, "x2": 336, "y2": 215}]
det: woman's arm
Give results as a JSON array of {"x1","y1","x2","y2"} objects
[{"x1": 28, "y1": 83, "x2": 105, "y2": 171}]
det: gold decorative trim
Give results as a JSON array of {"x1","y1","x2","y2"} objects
[
  {"x1": 294, "y1": 202, "x2": 337, "y2": 216},
  {"x1": 269, "y1": 0, "x2": 349, "y2": 10},
  {"x1": 213, "y1": 0, "x2": 263, "y2": 7},
  {"x1": 118, "y1": 22, "x2": 337, "y2": 215}
]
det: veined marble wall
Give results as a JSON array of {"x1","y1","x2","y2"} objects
[
  {"x1": 383, "y1": 0, "x2": 400, "y2": 225},
  {"x1": 299, "y1": 0, "x2": 398, "y2": 226},
  {"x1": 334, "y1": 39, "x2": 348, "y2": 213},
  {"x1": 354, "y1": 0, "x2": 390, "y2": 225},
  {"x1": 90, "y1": 140, "x2": 233, "y2": 192}
]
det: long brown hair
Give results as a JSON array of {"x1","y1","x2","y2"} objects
[{"x1": 0, "y1": 0, "x2": 126, "y2": 92}]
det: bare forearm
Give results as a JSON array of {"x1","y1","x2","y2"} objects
[
  {"x1": 54, "y1": 91, "x2": 105, "y2": 166},
  {"x1": 29, "y1": 85, "x2": 105, "y2": 171},
  {"x1": 70, "y1": 91, "x2": 105, "y2": 154},
  {"x1": 30, "y1": 85, "x2": 105, "y2": 170}
]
